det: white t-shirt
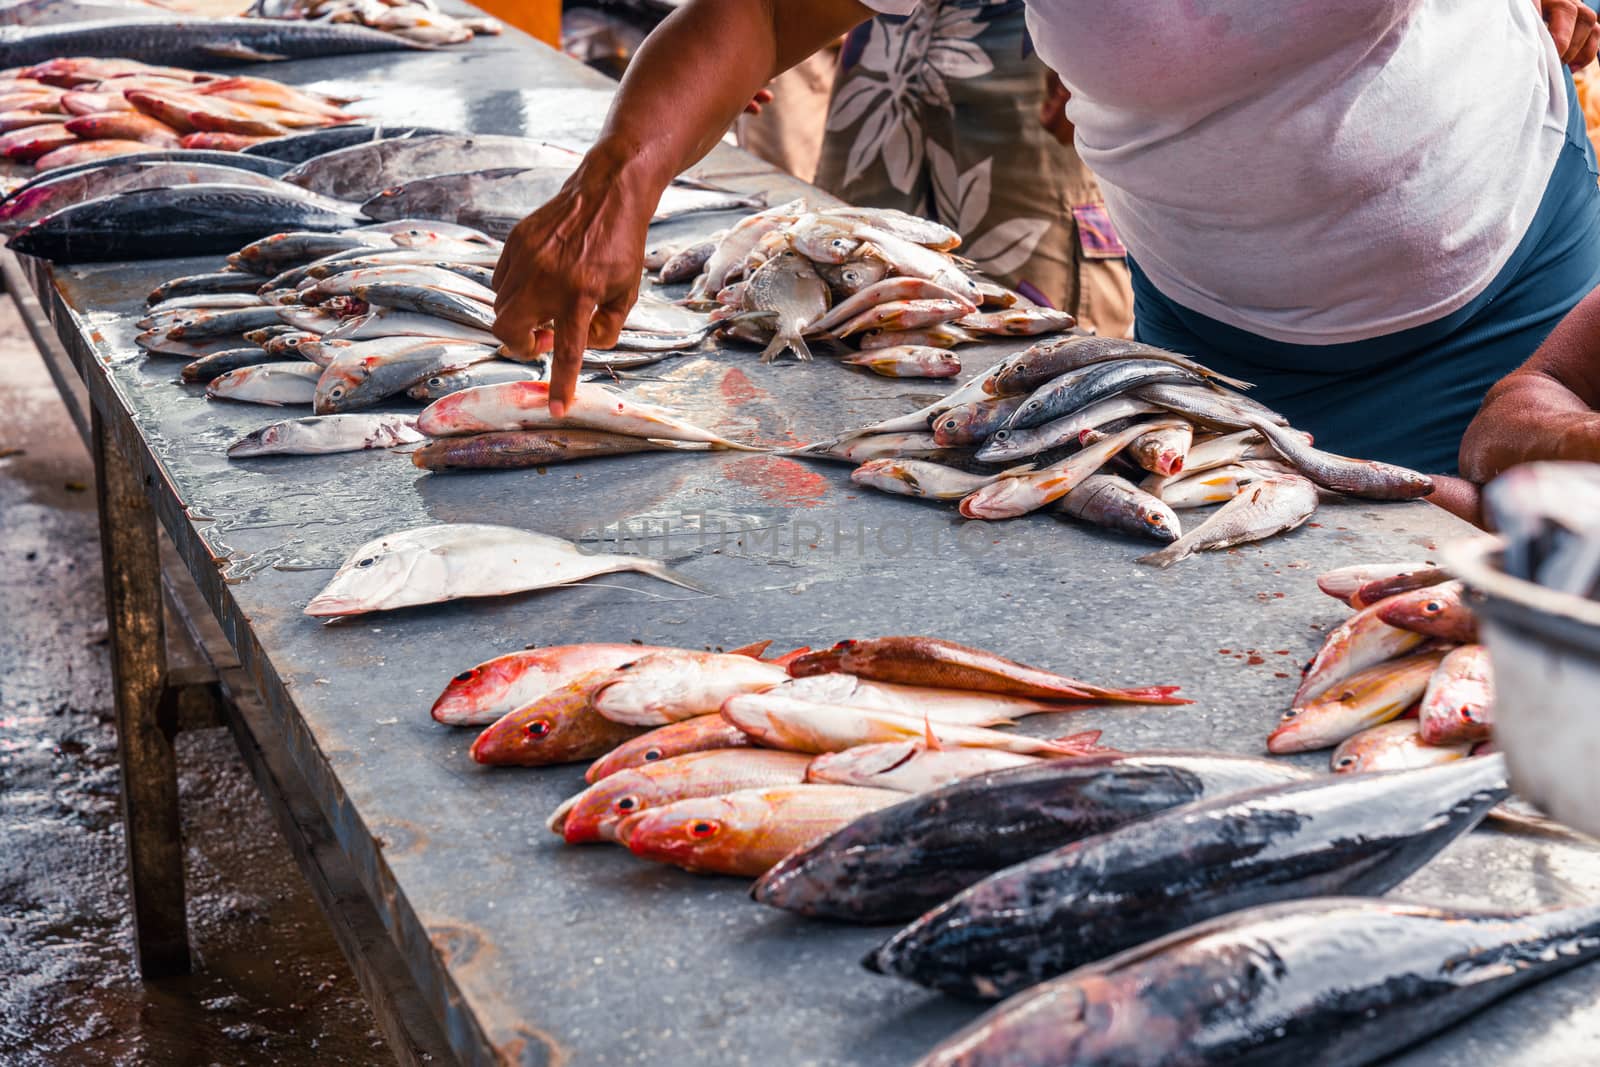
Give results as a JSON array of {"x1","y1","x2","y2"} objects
[{"x1": 854, "y1": 0, "x2": 1569, "y2": 344}]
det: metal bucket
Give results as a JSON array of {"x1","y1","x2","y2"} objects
[{"x1": 1444, "y1": 535, "x2": 1600, "y2": 836}]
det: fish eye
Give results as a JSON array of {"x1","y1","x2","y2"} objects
[
  {"x1": 1460, "y1": 706, "x2": 1478, "y2": 722},
  {"x1": 1149, "y1": 515, "x2": 1168, "y2": 527},
  {"x1": 1280, "y1": 709, "x2": 1298, "y2": 721},
  {"x1": 643, "y1": 748, "x2": 663, "y2": 762},
  {"x1": 688, "y1": 820, "x2": 719, "y2": 839},
  {"x1": 330, "y1": 386, "x2": 345, "y2": 399},
  {"x1": 427, "y1": 377, "x2": 445, "y2": 388},
  {"x1": 993, "y1": 430, "x2": 1009, "y2": 441},
  {"x1": 1334, "y1": 756, "x2": 1356, "y2": 770},
  {"x1": 614, "y1": 796, "x2": 639, "y2": 813},
  {"x1": 1424, "y1": 600, "x2": 1443, "y2": 614},
  {"x1": 452, "y1": 670, "x2": 475, "y2": 683},
  {"x1": 355, "y1": 557, "x2": 376, "y2": 568},
  {"x1": 525, "y1": 719, "x2": 552, "y2": 739}
]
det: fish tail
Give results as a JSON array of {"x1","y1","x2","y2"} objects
[
  {"x1": 1211, "y1": 370, "x2": 1256, "y2": 390},
  {"x1": 1081, "y1": 684, "x2": 1193, "y2": 706},
  {"x1": 709, "y1": 436, "x2": 770, "y2": 453},
  {"x1": 633, "y1": 557, "x2": 714, "y2": 595},
  {"x1": 1137, "y1": 541, "x2": 1193, "y2": 568}
]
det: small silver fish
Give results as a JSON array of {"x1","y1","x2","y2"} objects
[
  {"x1": 744, "y1": 250, "x2": 828, "y2": 361},
  {"x1": 1138, "y1": 475, "x2": 1319, "y2": 567},
  {"x1": 1056, "y1": 474, "x2": 1181, "y2": 543}
]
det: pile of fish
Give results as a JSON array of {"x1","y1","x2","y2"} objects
[
  {"x1": 0, "y1": 57, "x2": 358, "y2": 169},
  {"x1": 779, "y1": 334, "x2": 1434, "y2": 565},
  {"x1": 248, "y1": 0, "x2": 501, "y2": 47},
  {"x1": 1268, "y1": 560, "x2": 1493, "y2": 771},
  {"x1": 121, "y1": 217, "x2": 764, "y2": 463},
  {"x1": 1485, "y1": 460, "x2": 1600, "y2": 598},
  {"x1": 647, "y1": 199, "x2": 1079, "y2": 374},
  {"x1": 440, "y1": 623, "x2": 1595, "y2": 1066},
  {"x1": 431, "y1": 634, "x2": 1183, "y2": 868}
]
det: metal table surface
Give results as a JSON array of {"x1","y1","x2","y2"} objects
[{"x1": 20, "y1": 17, "x2": 1600, "y2": 1067}]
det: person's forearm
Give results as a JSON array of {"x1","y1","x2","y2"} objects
[
  {"x1": 1458, "y1": 287, "x2": 1600, "y2": 482},
  {"x1": 588, "y1": 0, "x2": 869, "y2": 192}
]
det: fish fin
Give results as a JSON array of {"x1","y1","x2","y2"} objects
[
  {"x1": 644, "y1": 438, "x2": 713, "y2": 451},
  {"x1": 923, "y1": 714, "x2": 942, "y2": 751},
  {"x1": 1210, "y1": 370, "x2": 1256, "y2": 391},
  {"x1": 202, "y1": 42, "x2": 291, "y2": 62},
  {"x1": 1050, "y1": 729, "x2": 1106, "y2": 753},
  {"x1": 631, "y1": 557, "x2": 714, "y2": 595},
  {"x1": 708, "y1": 436, "x2": 769, "y2": 453},
  {"x1": 546, "y1": 793, "x2": 581, "y2": 835},
  {"x1": 728, "y1": 640, "x2": 773, "y2": 659},
  {"x1": 1137, "y1": 542, "x2": 1191, "y2": 568},
  {"x1": 997, "y1": 463, "x2": 1037, "y2": 477},
  {"x1": 770, "y1": 646, "x2": 812, "y2": 667}
]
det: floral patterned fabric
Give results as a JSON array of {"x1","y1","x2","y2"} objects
[{"x1": 815, "y1": 0, "x2": 1132, "y2": 334}]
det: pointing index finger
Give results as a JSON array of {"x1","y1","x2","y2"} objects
[{"x1": 549, "y1": 300, "x2": 594, "y2": 418}]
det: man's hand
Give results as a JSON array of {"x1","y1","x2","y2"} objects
[
  {"x1": 1039, "y1": 69, "x2": 1073, "y2": 146},
  {"x1": 1460, "y1": 284, "x2": 1600, "y2": 483},
  {"x1": 1460, "y1": 371, "x2": 1600, "y2": 481},
  {"x1": 492, "y1": 145, "x2": 657, "y2": 416},
  {"x1": 1543, "y1": 0, "x2": 1599, "y2": 70}
]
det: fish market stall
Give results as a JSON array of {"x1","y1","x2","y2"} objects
[{"x1": 9, "y1": 11, "x2": 1600, "y2": 1067}]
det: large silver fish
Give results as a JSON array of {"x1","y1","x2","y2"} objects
[
  {"x1": 227, "y1": 413, "x2": 424, "y2": 457},
  {"x1": 9, "y1": 182, "x2": 363, "y2": 263},
  {"x1": 914, "y1": 895, "x2": 1600, "y2": 1067},
  {"x1": 305, "y1": 523, "x2": 707, "y2": 616},
  {"x1": 281, "y1": 135, "x2": 582, "y2": 200},
  {"x1": 0, "y1": 17, "x2": 429, "y2": 68}
]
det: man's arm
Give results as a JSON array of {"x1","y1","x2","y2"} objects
[
  {"x1": 1460, "y1": 285, "x2": 1600, "y2": 483},
  {"x1": 492, "y1": 0, "x2": 873, "y2": 415}
]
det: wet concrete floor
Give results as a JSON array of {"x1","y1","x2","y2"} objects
[{"x1": 0, "y1": 301, "x2": 392, "y2": 1066}]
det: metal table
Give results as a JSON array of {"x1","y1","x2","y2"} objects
[{"x1": 13, "y1": 16, "x2": 1600, "y2": 1067}]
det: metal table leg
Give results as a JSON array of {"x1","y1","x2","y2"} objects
[{"x1": 93, "y1": 407, "x2": 191, "y2": 978}]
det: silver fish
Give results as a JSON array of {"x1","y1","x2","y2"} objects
[
  {"x1": 314, "y1": 339, "x2": 497, "y2": 413},
  {"x1": 304, "y1": 523, "x2": 707, "y2": 617},
  {"x1": 282, "y1": 135, "x2": 582, "y2": 200},
  {"x1": 227, "y1": 413, "x2": 424, "y2": 457},
  {"x1": 1248, "y1": 417, "x2": 1435, "y2": 500},
  {"x1": 302, "y1": 263, "x2": 495, "y2": 304},
  {"x1": 1006, "y1": 359, "x2": 1204, "y2": 431},
  {"x1": 1135, "y1": 381, "x2": 1289, "y2": 430},
  {"x1": 778, "y1": 433, "x2": 968, "y2": 465},
  {"x1": 352, "y1": 282, "x2": 495, "y2": 330},
  {"x1": 0, "y1": 16, "x2": 427, "y2": 69},
  {"x1": 1056, "y1": 474, "x2": 1181, "y2": 543},
  {"x1": 744, "y1": 250, "x2": 827, "y2": 361},
  {"x1": 406, "y1": 361, "x2": 545, "y2": 400},
  {"x1": 1148, "y1": 463, "x2": 1267, "y2": 508},
  {"x1": 987, "y1": 335, "x2": 1254, "y2": 396},
  {"x1": 851, "y1": 459, "x2": 1020, "y2": 501},
  {"x1": 205, "y1": 362, "x2": 321, "y2": 406},
  {"x1": 975, "y1": 396, "x2": 1162, "y2": 463},
  {"x1": 323, "y1": 306, "x2": 498, "y2": 344},
  {"x1": 1138, "y1": 475, "x2": 1319, "y2": 567}
]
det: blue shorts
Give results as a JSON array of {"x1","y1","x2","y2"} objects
[{"x1": 1131, "y1": 72, "x2": 1600, "y2": 475}]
